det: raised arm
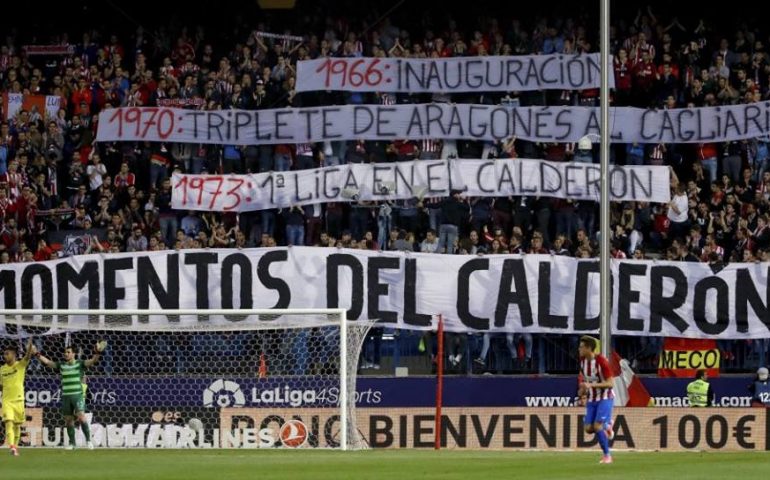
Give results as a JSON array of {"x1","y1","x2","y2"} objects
[
  {"x1": 22, "y1": 339, "x2": 34, "y2": 362},
  {"x1": 34, "y1": 347, "x2": 58, "y2": 370},
  {"x1": 84, "y1": 341, "x2": 108, "y2": 368}
]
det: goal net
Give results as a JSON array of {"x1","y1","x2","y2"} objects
[{"x1": 0, "y1": 309, "x2": 372, "y2": 450}]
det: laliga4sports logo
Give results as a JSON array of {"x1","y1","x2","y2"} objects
[{"x1": 203, "y1": 379, "x2": 246, "y2": 408}]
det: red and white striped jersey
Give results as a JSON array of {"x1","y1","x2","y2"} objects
[
  {"x1": 379, "y1": 93, "x2": 395, "y2": 106},
  {"x1": 421, "y1": 139, "x2": 442, "y2": 153},
  {"x1": 579, "y1": 354, "x2": 615, "y2": 402}
]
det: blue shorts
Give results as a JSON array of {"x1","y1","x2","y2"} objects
[{"x1": 584, "y1": 399, "x2": 613, "y2": 426}]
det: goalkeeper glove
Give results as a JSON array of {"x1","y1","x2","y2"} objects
[{"x1": 95, "y1": 340, "x2": 108, "y2": 352}]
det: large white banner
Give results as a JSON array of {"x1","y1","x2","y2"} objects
[
  {"x1": 295, "y1": 54, "x2": 612, "y2": 93},
  {"x1": 96, "y1": 103, "x2": 770, "y2": 145},
  {"x1": 171, "y1": 159, "x2": 669, "y2": 212},
  {"x1": 2, "y1": 248, "x2": 770, "y2": 339}
]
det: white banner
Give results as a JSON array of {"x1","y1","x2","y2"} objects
[
  {"x1": 2, "y1": 248, "x2": 770, "y2": 339},
  {"x1": 296, "y1": 54, "x2": 612, "y2": 92},
  {"x1": 171, "y1": 159, "x2": 669, "y2": 212},
  {"x1": 96, "y1": 103, "x2": 770, "y2": 145}
]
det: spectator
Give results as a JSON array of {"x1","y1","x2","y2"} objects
[
  {"x1": 686, "y1": 369, "x2": 714, "y2": 407},
  {"x1": 749, "y1": 367, "x2": 770, "y2": 407}
]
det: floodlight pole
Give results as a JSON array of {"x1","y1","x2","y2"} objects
[{"x1": 599, "y1": 0, "x2": 612, "y2": 358}]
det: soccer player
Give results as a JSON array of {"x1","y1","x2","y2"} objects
[
  {"x1": 35, "y1": 341, "x2": 107, "y2": 450},
  {"x1": 577, "y1": 336, "x2": 615, "y2": 464},
  {"x1": 0, "y1": 340, "x2": 34, "y2": 456}
]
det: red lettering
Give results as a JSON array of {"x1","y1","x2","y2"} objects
[
  {"x1": 157, "y1": 109, "x2": 174, "y2": 139},
  {"x1": 222, "y1": 178, "x2": 245, "y2": 211}
]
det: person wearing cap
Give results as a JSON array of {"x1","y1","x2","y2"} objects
[
  {"x1": 574, "y1": 136, "x2": 594, "y2": 164},
  {"x1": 749, "y1": 367, "x2": 770, "y2": 407}
]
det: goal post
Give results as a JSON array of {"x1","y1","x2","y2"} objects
[{"x1": 0, "y1": 308, "x2": 372, "y2": 450}]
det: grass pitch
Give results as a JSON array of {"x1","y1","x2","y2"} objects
[{"x1": 2, "y1": 449, "x2": 768, "y2": 480}]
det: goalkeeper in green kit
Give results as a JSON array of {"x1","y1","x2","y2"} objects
[{"x1": 33, "y1": 340, "x2": 107, "y2": 449}]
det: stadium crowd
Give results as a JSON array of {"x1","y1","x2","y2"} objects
[{"x1": 1, "y1": 2, "x2": 768, "y2": 373}]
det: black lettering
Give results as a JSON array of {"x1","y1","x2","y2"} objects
[
  {"x1": 497, "y1": 163, "x2": 517, "y2": 193},
  {"x1": 56, "y1": 262, "x2": 99, "y2": 309},
  {"x1": 425, "y1": 104, "x2": 448, "y2": 137},
  {"x1": 506, "y1": 60, "x2": 524, "y2": 87},
  {"x1": 566, "y1": 57, "x2": 586, "y2": 88},
  {"x1": 274, "y1": 110, "x2": 292, "y2": 140},
  {"x1": 102, "y1": 258, "x2": 133, "y2": 309},
  {"x1": 530, "y1": 414, "x2": 557, "y2": 447},
  {"x1": 206, "y1": 112, "x2": 224, "y2": 142},
  {"x1": 534, "y1": 110, "x2": 553, "y2": 140},
  {"x1": 404, "y1": 259, "x2": 431, "y2": 327},
  {"x1": 610, "y1": 167, "x2": 628, "y2": 199},
  {"x1": 679, "y1": 415, "x2": 701, "y2": 449},
  {"x1": 457, "y1": 258, "x2": 490, "y2": 330},
  {"x1": 649, "y1": 266, "x2": 689, "y2": 333},
  {"x1": 426, "y1": 161, "x2": 445, "y2": 194},
  {"x1": 413, "y1": 415, "x2": 434, "y2": 448},
  {"x1": 537, "y1": 262, "x2": 568, "y2": 329},
  {"x1": 441, "y1": 415, "x2": 466, "y2": 448},
  {"x1": 502, "y1": 414, "x2": 525, "y2": 448},
  {"x1": 468, "y1": 105, "x2": 489, "y2": 139},
  {"x1": 376, "y1": 107, "x2": 397, "y2": 138},
  {"x1": 693, "y1": 277, "x2": 730, "y2": 335},
  {"x1": 257, "y1": 250, "x2": 291, "y2": 310},
  {"x1": 369, "y1": 416, "x2": 393, "y2": 448},
  {"x1": 564, "y1": 165, "x2": 583, "y2": 197},
  {"x1": 326, "y1": 254, "x2": 364, "y2": 320},
  {"x1": 613, "y1": 415, "x2": 634, "y2": 448},
  {"x1": 574, "y1": 262, "x2": 600, "y2": 331},
  {"x1": 660, "y1": 111, "x2": 676, "y2": 142},
  {"x1": 321, "y1": 107, "x2": 341, "y2": 139},
  {"x1": 136, "y1": 255, "x2": 179, "y2": 311},
  {"x1": 367, "y1": 257, "x2": 400, "y2": 323},
  {"x1": 735, "y1": 268, "x2": 770, "y2": 333},
  {"x1": 253, "y1": 111, "x2": 271, "y2": 141},
  {"x1": 0, "y1": 270, "x2": 16, "y2": 308},
  {"x1": 322, "y1": 168, "x2": 341, "y2": 199},
  {"x1": 630, "y1": 169, "x2": 653, "y2": 199},
  {"x1": 298, "y1": 108, "x2": 320, "y2": 140},
  {"x1": 465, "y1": 60, "x2": 483, "y2": 88},
  {"x1": 539, "y1": 161, "x2": 562, "y2": 193},
  {"x1": 677, "y1": 109, "x2": 695, "y2": 142},
  {"x1": 539, "y1": 56, "x2": 557, "y2": 84},
  {"x1": 405, "y1": 107, "x2": 424, "y2": 137},
  {"x1": 745, "y1": 105, "x2": 763, "y2": 136},
  {"x1": 221, "y1": 253, "x2": 253, "y2": 316},
  {"x1": 233, "y1": 111, "x2": 252, "y2": 141},
  {"x1": 495, "y1": 259, "x2": 533, "y2": 327},
  {"x1": 640, "y1": 109, "x2": 657, "y2": 141},
  {"x1": 617, "y1": 263, "x2": 647, "y2": 332},
  {"x1": 353, "y1": 106, "x2": 374, "y2": 135},
  {"x1": 554, "y1": 109, "x2": 573, "y2": 140},
  {"x1": 476, "y1": 162, "x2": 495, "y2": 193},
  {"x1": 188, "y1": 111, "x2": 205, "y2": 139},
  {"x1": 21, "y1": 264, "x2": 53, "y2": 309},
  {"x1": 184, "y1": 252, "x2": 218, "y2": 309},
  {"x1": 472, "y1": 415, "x2": 498, "y2": 448},
  {"x1": 705, "y1": 416, "x2": 728, "y2": 449}
]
